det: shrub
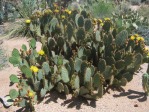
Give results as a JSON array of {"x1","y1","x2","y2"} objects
[
  {"x1": 129, "y1": 0, "x2": 141, "y2": 5},
  {"x1": 138, "y1": 5, "x2": 149, "y2": 20}
]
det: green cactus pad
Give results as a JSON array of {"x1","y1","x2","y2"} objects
[
  {"x1": 120, "y1": 78, "x2": 127, "y2": 86},
  {"x1": 57, "y1": 56, "x2": 63, "y2": 66},
  {"x1": 134, "y1": 53, "x2": 143, "y2": 65},
  {"x1": 98, "y1": 59, "x2": 106, "y2": 73},
  {"x1": 115, "y1": 51, "x2": 123, "y2": 61},
  {"x1": 33, "y1": 81, "x2": 41, "y2": 91},
  {"x1": 18, "y1": 99, "x2": 26, "y2": 107},
  {"x1": 12, "y1": 48, "x2": 20, "y2": 57},
  {"x1": 112, "y1": 29, "x2": 117, "y2": 38},
  {"x1": 103, "y1": 66, "x2": 113, "y2": 80},
  {"x1": 84, "y1": 67, "x2": 92, "y2": 83},
  {"x1": 57, "y1": 82, "x2": 64, "y2": 93},
  {"x1": 29, "y1": 38, "x2": 36, "y2": 49},
  {"x1": 42, "y1": 62, "x2": 50, "y2": 75},
  {"x1": 37, "y1": 70, "x2": 43, "y2": 81},
  {"x1": 48, "y1": 38, "x2": 55, "y2": 48},
  {"x1": 79, "y1": 86, "x2": 89, "y2": 95},
  {"x1": 71, "y1": 73, "x2": 80, "y2": 90},
  {"x1": 93, "y1": 73, "x2": 102, "y2": 88},
  {"x1": 64, "y1": 85, "x2": 69, "y2": 95},
  {"x1": 76, "y1": 27, "x2": 86, "y2": 43},
  {"x1": 78, "y1": 47, "x2": 84, "y2": 58},
  {"x1": 66, "y1": 22, "x2": 73, "y2": 41},
  {"x1": 9, "y1": 89, "x2": 19, "y2": 99},
  {"x1": 9, "y1": 74, "x2": 19, "y2": 83},
  {"x1": 74, "y1": 58, "x2": 82, "y2": 72},
  {"x1": 81, "y1": 10, "x2": 88, "y2": 18},
  {"x1": 95, "y1": 30, "x2": 101, "y2": 42},
  {"x1": 105, "y1": 56, "x2": 115, "y2": 66},
  {"x1": 78, "y1": 15, "x2": 84, "y2": 27},
  {"x1": 40, "y1": 88, "x2": 47, "y2": 98},
  {"x1": 85, "y1": 19, "x2": 92, "y2": 31},
  {"x1": 57, "y1": 36, "x2": 64, "y2": 48},
  {"x1": 9, "y1": 56, "x2": 21, "y2": 67},
  {"x1": 124, "y1": 53, "x2": 134, "y2": 66},
  {"x1": 20, "y1": 89, "x2": 27, "y2": 97},
  {"x1": 22, "y1": 44, "x2": 27, "y2": 51},
  {"x1": 115, "y1": 60, "x2": 125, "y2": 69},
  {"x1": 103, "y1": 21, "x2": 111, "y2": 33},
  {"x1": 21, "y1": 65, "x2": 32, "y2": 78},
  {"x1": 123, "y1": 72, "x2": 133, "y2": 82},
  {"x1": 61, "y1": 66, "x2": 70, "y2": 83},
  {"x1": 115, "y1": 30, "x2": 128, "y2": 46}
]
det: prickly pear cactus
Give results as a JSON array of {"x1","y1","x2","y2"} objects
[
  {"x1": 142, "y1": 73, "x2": 149, "y2": 96},
  {"x1": 7, "y1": 4, "x2": 148, "y2": 111}
]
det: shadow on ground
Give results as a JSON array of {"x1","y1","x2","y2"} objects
[
  {"x1": 44, "y1": 91, "x2": 96, "y2": 110},
  {"x1": 113, "y1": 89, "x2": 147, "y2": 102}
]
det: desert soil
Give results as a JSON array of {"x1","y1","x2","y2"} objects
[{"x1": 0, "y1": 38, "x2": 149, "y2": 112}]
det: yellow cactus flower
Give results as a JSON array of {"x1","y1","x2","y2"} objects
[
  {"x1": 68, "y1": 11, "x2": 72, "y2": 15},
  {"x1": 140, "y1": 37, "x2": 144, "y2": 41},
  {"x1": 92, "y1": 18, "x2": 97, "y2": 25},
  {"x1": 104, "y1": 18, "x2": 110, "y2": 21},
  {"x1": 61, "y1": 15, "x2": 66, "y2": 19},
  {"x1": 44, "y1": 9, "x2": 52, "y2": 15},
  {"x1": 30, "y1": 66, "x2": 39, "y2": 73},
  {"x1": 134, "y1": 34, "x2": 139, "y2": 37},
  {"x1": 25, "y1": 19, "x2": 31, "y2": 24},
  {"x1": 28, "y1": 91, "x2": 34, "y2": 97},
  {"x1": 136, "y1": 36, "x2": 141, "y2": 41},
  {"x1": 30, "y1": 66, "x2": 34, "y2": 71},
  {"x1": 54, "y1": 9, "x2": 59, "y2": 13},
  {"x1": 33, "y1": 66, "x2": 39, "y2": 73},
  {"x1": 98, "y1": 19, "x2": 102, "y2": 23},
  {"x1": 65, "y1": 9, "x2": 69, "y2": 13},
  {"x1": 144, "y1": 47, "x2": 149, "y2": 51},
  {"x1": 38, "y1": 50, "x2": 45, "y2": 56},
  {"x1": 130, "y1": 35, "x2": 135, "y2": 40}
]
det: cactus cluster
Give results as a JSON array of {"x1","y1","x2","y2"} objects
[{"x1": 8, "y1": 7, "x2": 148, "y2": 111}]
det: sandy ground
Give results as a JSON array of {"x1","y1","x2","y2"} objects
[{"x1": 0, "y1": 38, "x2": 149, "y2": 112}]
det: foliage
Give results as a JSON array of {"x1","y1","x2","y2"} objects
[
  {"x1": 78, "y1": 0, "x2": 115, "y2": 18},
  {"x1": 8, "y1": 5, "x2": 148, "y2": 111},
  {"x1": 0, "y1": 47, "x2": 8, "y2": 70},
  {"x1": 112, "y1": 6, "x2": 149, "y2": 43},
  {"x1": 135, "y1": 26, "x2": 149, "y2": 46},
  {"x1": 14, "y1": 0, "x2": 37, "y2": 18},
  {"x1": 129, "y1": 0, "x2": 141, "y2": 5},
  {"x1": 138, "y1": 5, "x2": 149, "y2": 20}
]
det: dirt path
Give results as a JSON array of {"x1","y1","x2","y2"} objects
[{"x1": 0, "y1": 38, "x2": 149, "y2": 112}]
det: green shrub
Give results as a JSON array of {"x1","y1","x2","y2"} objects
[
  {"x1": 129, "y1": 0, "x2": 141, "y2": 5},
  {"x1": 138, "y1": 5, "x2": 149, "y2": 20}
]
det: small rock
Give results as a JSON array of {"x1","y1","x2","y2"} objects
[{"x1": 134, "y1": 103, "x2": 138, "y2": 107}]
